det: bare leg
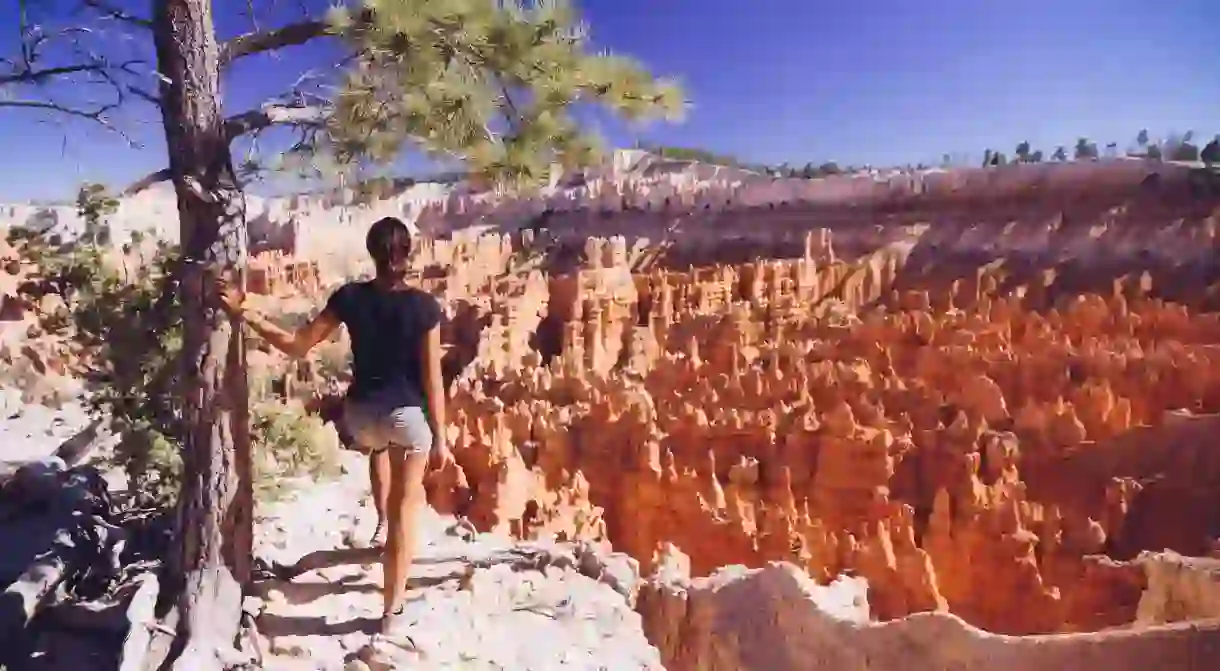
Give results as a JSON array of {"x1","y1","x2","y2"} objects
[
  {"x1": 382, "y1": 448, "x2": 429, "y2": 618},
  {"x1": 369, "y1": 449, "x2": 391, "y2": 525}
]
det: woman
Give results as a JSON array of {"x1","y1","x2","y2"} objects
[
  {"x1": 306, "y1": 386, "x2": 393, "y2": 550},
  {"x1": 217, "y1": 216, "x2": 452, "y2": 633}
]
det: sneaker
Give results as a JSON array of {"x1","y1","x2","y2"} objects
[
  {"x1": 370, "y1": 521, "x2": 388, "y2": 548},
  {"x1": 379, "y1": 604, "x2": 418, "y2": 645}
]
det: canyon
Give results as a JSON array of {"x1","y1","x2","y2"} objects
[{"x1": 4, "y1": 155, "x2": 1220, "y2": 669}]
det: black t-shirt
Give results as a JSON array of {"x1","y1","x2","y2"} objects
[{"x1": 324, "y1": 282, "x2": 442, "y2": 408}]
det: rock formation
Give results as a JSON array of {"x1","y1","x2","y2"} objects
[{"x1": 418, "y1": 230, "x2": 1220, "y2": 636}]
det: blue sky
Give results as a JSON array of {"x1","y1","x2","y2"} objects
[{"x1": 1, "y1": 0, "x2": 1217, "y2": 201}]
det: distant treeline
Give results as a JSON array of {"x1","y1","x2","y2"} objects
[
  {"x1": 977, "y1": 131, "x2": 1220, "y2": 167},
  {"x1": 638, "y1": 144, "x2": 854, "y2": 178},
  {"x1": 641, "y1": 129, "x2": 1220, "y2": 178}
]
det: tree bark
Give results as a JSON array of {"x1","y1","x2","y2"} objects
[{"x1": 152, "y1": 1, "x2": 252, "y2": 668}]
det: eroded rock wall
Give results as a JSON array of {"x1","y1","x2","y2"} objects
[
  {"x1": 1136, "y1": 553, "x2": 1220, "y2": 626},
  {"x1": 637, "y1": 561, "x2": 1220, "y2": 671}
]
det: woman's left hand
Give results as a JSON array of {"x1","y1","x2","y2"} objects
[{"x1": 215, "y1": 277, "x2": 247, "y2": 318}]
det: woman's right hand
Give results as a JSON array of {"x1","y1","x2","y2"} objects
[{"x1": 431, "y1": 435, "x2": 456, "y2": 472}]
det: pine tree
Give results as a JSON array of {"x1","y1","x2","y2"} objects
[
  {"x1": 1015, "y1": 141, "x2": 1031, "y2": 163},
  {"x1": 1167, "y1": 132, "x2": 1201, "y2": 161},
  {"x1": 1074, "y1": 138, "x2": 1098, "y2": 160},
  {"x1": 5, "y1": 2, "x2": 684, "y2": 668},
  {"x1": 1202, "y1": 137, "x2": 1220, "y2": 165}
]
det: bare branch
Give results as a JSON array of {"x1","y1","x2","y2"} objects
[
  {"x1": 0, "y1": 61, "x2": 112, "y2": 86},
  {"x1": 1, "y1": 4, "x2": 157, "y2": 136},
  {"x1": 125, "y1": 82, "x2": 161, "y2": 107},
  {"x1": 0, "y1": 97, "x2": 116, "y2": 120},
  {"x1": 0, "y1": 21, "x2": 102, "y2": 84},
  {"x1": 122, "y1": 103, "x2": 331, "y2": 196},
  {"x1": 219, "y1": 20, "x2": 331, "y2": 67},
  {"x1": 81, "y1": 0, "x2": 154, "y2": 29},
  {"x1": 123, "y1": 168, "x2": 173, "y2": 195}
]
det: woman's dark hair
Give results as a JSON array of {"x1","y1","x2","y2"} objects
[{"x1": 366, "y1": 216, "x2": 412, "y2": 271}]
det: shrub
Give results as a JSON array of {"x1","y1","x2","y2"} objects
[
  {"x1": 76, "y1": 182, "x2": 119, "y2": 246},
  {"x1": 314, "y1": 339, "x2": 351, "y2": 382},
  {"x1": 6, "y1": 226, "x2": 108, "y2": 302},
  {"x1": 250, "y1": 401, "x2": 341, "y2": 500},
  {"x1": 72, "y1": 241, "x2": 184, "y2": 505}
]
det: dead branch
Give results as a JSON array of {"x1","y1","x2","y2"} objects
[
  {"x1": 139, "y1": 605, "x2": 180, "y2": 671},
  {"x1": 0, "y1": 62, "x2": 118, "y2": 87},
  {"x1": 0, "y1": 9, "x2": 132, "y2": 86},
  {"x1": 0, "y1": 97, "x2": 120, "y2": 127},
  {"x1": 122, "y1": 168, "x2": 173, "y2": 195},
  {"x1": 1, "y1": 4, "x2": 156, "y2": 139},
  {"x1": 53, "y1": 418, "x2": 109, "y2": 468},
  {"x1": 40, "y1": 574, "x2": 151, "y2": 634},
  {"x1": 117, "y1": 574, "x2": 161, "y2": 671},
  {"x1": 122, "y1": 103, "x2": 330, "y2": 195},
  {"x1": 0, "y1": 529, "x2": 76, "y2": 648}
]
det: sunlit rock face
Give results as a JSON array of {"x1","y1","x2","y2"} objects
[{"x1": 392, "y1": 158, "x2": 1220, "y2": 650}]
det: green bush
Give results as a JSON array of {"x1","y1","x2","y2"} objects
[
  {"x1": 76, "y1": 182, "x2": 119, "y2": 246},
  {"x1": 5, "y1": 226, "x2": 108, "y2": 302},
  {"x1": 72, "y1": 241, "x2": 185, "y2": 505},
  {"x1": 250, "y1": 401, "x2": 341, "y2": 500},
  {"x1": 314, "y1": 340, "x2": 351, "y2": 382},
  {"x1": 4, "y1": 220, "x2": 183, "y2": 504}
]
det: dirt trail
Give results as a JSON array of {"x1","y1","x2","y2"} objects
[{"x1": 252, "y1": 453, "x2": 661, "y2": 670}]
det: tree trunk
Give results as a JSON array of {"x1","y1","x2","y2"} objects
[{"x1": 152, "y1": 1, "x2": 253, "y2": 668}]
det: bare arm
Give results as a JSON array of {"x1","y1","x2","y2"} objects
[
  {"x1": 217, "y1": 279, "x2": 340, "y2": 358},
  {"x1": 243, "y1": 308, "x2": 340, "y2": 359},
  {"x1": 421, "y1": 324, "x2": 446, "y2": 448}
]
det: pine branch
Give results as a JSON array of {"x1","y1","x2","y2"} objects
[{"x1": 219, "y1": 20, "x2": 332, "y2": 67}]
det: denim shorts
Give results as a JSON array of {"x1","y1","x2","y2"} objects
[{"x1": 342, "y1": 398, "x2": 433, "y2": 455}]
